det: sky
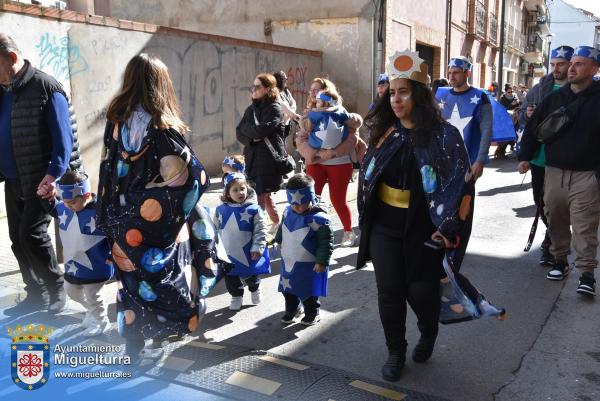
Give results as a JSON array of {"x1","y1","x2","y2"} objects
[{"x1": 561, "y1": 0, "x2": 600, "y2": 18}]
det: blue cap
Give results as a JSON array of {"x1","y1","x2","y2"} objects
[
  {"x1": 573, "y1": 46, "x2": 600, "y2": 64},
  {"x1": 448, "y1": 57, "x2": 473, "y2": 71},
  {"x1": 223, "y1": 172, "x2": 246, "y2": 188},
  {"x1": 550, "y1": 46, "x2": 574, "y2": 61},
  {"x1": 286, "y1": 186, "x2": 317, "y2": 206},
  {"x1": 57, "y1": 175, "x2": 91, "y2": 200},
  {"x1": 377, "y1": 73, "x2": 389, "y2": 84},
  {"x1": 222, "y1": 156, "x2": 245, "y2": 173}
]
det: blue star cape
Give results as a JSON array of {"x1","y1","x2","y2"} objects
[
  {"x1": 436, "y1": 87, "x2": 516, "y2": 163},
  {"x1": 215, "y1": 202, "x2": 270, "y2": 276},
  {"x1": 307, "y1": 106, "x2": 350, "y2": 149},
  {"x1": 55, "y1": 201, "x2": 115, "y2": 284},
  {"x1": 278, "y1": 207, "x2": 330, "y2": 299}
]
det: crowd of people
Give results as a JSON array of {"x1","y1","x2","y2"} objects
[{"x1": 1, "y1": 29, "x2": 599, "y2": 383}]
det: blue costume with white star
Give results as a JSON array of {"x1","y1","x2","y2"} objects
[
  {"x1": 215, "y1": 200, "x2": 270, "y2": 277},
  {"x1": 276, "y1": 206, "x2": 332, "y2": 300},
  {"x1": 307, "y1": 106, "x2": 350, "y2": 150},
  {"x1": 53, "y1": 201, "x2": 114, "y2": 284},
  {"x1": 436, "y1": 87, "x2": 515, "y2": 163}
]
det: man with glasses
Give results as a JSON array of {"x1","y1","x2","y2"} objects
[{"x1": 0, "y1": 33, "x2": 81, "y2": 314}]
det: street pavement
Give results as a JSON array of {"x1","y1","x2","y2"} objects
[{"x1": 0, "y1": 153, "x2": 599, "y2": 401}]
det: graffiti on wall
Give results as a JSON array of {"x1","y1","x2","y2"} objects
[
  {"x1": 142, "y1": 40, "x2": 312, "y2": 159},
  {"x1": 36, "y1": 33, "x2": 89, "y2": 81}
]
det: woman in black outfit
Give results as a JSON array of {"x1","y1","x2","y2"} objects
[
  {"x1": 357, "y1": 50, "x2": 474, "y2": 382},
  {"x1": 236, "y1": 73, "x2": 287, "y2": 233}
]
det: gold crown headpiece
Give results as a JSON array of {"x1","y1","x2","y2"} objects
[
  {"x1": 386, "y1": 49, "x2": 429, "y2": 85},
  {"x1": 7, "y1": 324, "x2": 53, "y2": 343}
]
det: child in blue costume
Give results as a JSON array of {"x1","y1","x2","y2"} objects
[
  {"x1": 273, "y1": 173, "x2": 334, "y2": 325},
  {"x1": 306, "y1": 89, "x2": 351, "y2": 151},
  {"x1": 215, "y1": 173, "x2": 270, "y2": 311},
  {"x1": 221, "y1": 154, "x2": 245, "y2": 179},
  {"x1": 51, "y1": 171, "x2": 115, "y2": 336}
]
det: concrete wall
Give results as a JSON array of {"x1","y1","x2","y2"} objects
[
  {"x1": 0, "y1": 5, "x2": 322, "y2": 186},
  {"x1": 110, "y1": 0, "x2": 376, "y2": 118},
  {"x1": 549, "y1": 0, "x2": 598, "y2": 49},
  {"x1": 388, "y1": 0, "x2": 447, "y2": 79}
]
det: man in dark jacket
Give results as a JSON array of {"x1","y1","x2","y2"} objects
[
  {"x1": 0, "y1": 34, "x2": 81, "y2": 314},
  {"x1": 518, "y1": 46, "x2": 600, "y2": 298},
  {"x1": 518, "y1": 45, "x2": 573, "y2": 266}
]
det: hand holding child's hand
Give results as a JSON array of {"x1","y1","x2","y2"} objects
[
  {"x1": 250, "y1": 252, "x2": 260, "y2": 261},
  {"x1": 313, "y1": 263, "x2": 326, "y2": 273}
]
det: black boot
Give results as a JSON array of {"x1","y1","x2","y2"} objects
[
  {"x1": 412, "y1": 335, "x2": 437, "y2": 363},
  {"x1": 381, "y1": 349, "x2": 406, "y2": 381}
]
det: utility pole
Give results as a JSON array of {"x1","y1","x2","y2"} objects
[
  {"x1": 497, "y1": 0, "x2": 506, "y2": 100},
  {"x1": 445, "y1": 0, "x2": 453, "y2": 76}
]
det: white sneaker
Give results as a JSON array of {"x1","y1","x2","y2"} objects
[
  {"x1": 341, "y1": 231, "x2": 356, "y2": 247},
  {"x1": 229, "y1": 296, "x2": 243, "y2": 311},
  {"x1": 82, "y1": 318, "x2": 111, "y2": 337},
  {"x1": 250, "y1": 289, "x2": 262, "y2": 305},
  {"x1": 81, "y1": 312, "x2": 95, "y2": 329}
]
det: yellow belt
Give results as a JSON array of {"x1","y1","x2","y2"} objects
[{"x1": 378, "y1": 182, "x2": 410, "y2": 208}]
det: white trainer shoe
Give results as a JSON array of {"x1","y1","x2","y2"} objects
[
  {"x1": 229, "y1": 296, "x2": 243, "y2": 311},
  {"x1": 250, "y1": 288, "x2": 262, "y2": 305},
  {"x1": 82, "y1": 318, "x2": 111, "y2": 337},
  {"x1": 341, "y1": 231, "x2": 356, "y2": 247},
  {"x1": 81, "y1": 312, "x2": 95, "y2": 329}
]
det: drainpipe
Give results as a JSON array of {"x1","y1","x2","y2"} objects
[
  {"x1": 445, "y1": 0, "x2": 453, "y2": 76},
  {"x1": 374, "y1": 0, "x2": 385, "y2": 96},
  {"x1": 498, "y1": 0, "x2": 506, "y2": 100}
]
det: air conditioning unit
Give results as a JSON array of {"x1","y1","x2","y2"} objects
[{"x1": 521, "y1": 62, "x2": 529, "y2": 73}]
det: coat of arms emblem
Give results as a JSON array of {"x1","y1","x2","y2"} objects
[{"x1": 9, "y1": 324, "x2": 53, "y2": 390}]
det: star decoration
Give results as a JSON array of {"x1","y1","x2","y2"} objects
[
  {"x1": 86, "y1": 216, "x2": 96, "y2": 233},
  {"x1": 239, "y1": 210, "x2": 252, "y2": 224},
  {"x1": 281, "y1": 223, "x2": 314, "y2": 273},
  {"x1": 66, "y1": 262, "x2": 78, "y2": 275},
  {"x1": 290, "y1": 191, "x2": 304, "y2": 204},
  {"x1": 318, "y1": 121, "x2": 325, "y2": 130},
  {"x1": 60, "y1": 211, "x2": 106, "y2": 271},
  {"x1": 308, "y1": 220, "x2": 322, "y2": 231},
  {"x1": 438, "y1": 99, "x2": 446, "y2": 109},
  {"x1": 58, "y1": 211, "x2": 68, "y2": 227},
  {"x1": 469, "y1": 95, "x2": 480, "y2": 104},
  {"x1": 555, "y1": 47, "x2": 567, "y2": 58},
  {"x1": 220, "y1": 211, "x2": 251, "y2": 267},
  {"x1": 216, "y1": 213, "x2": 223, "y2": 228},
  {"x1": 588, "y1": 48, "x2": 600, "y2": 59},
  {"x1": 280, "y1": 277, "x2": 292, "y2": 290},
  {"x1": 224, "y1": 157, "x2": 235, "y2": 167},
  {"x1": 447, "y1": 104, "x2": 473, "y2": 140},
  {"x1": 429, "y1": 200, "x2": 435, "y2": 208},
  {"x1": 315, "y1": 117, "x2": 344, "y2": 149}
]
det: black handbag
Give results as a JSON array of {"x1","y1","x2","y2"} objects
[
  {"x1": 253, "y1": 110, "x2": 295, "y2": 176},
  {"x1": 264, "y1": 137, "x2": 296, "y2": 176},
  {"x1": 535, "y1": 97, "x2": 585, "y2": 144}
]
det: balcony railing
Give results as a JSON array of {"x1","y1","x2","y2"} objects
[
  {"x1": 489, "y1": 13, "x2": 498, "y2": 45},
  {"x1": 476, "y1": 0, "x2": 486, "y2": 37},
  {"x1": 468, "y1": 0, "x2": 487, "y2": 38}
]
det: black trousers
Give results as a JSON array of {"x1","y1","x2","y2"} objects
[
  {"x1": 370, "y1": 225, "x2": 440, "y2": 352},
  {"x1": 282, "y1": 292, "x2": 319, "y2": 317},
  {"x1": 224, "y1": 274, "x2": 260, "y2": 297},
  {"x1": 5, "y1": 180, "x2": 63, "y2": 300}
]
